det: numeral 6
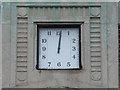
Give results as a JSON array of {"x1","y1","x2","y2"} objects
[{"x1": 57, "y1": 62, "x2": 61, "y2": 67}]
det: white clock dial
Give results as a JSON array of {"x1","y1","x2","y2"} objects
[{"x1": 37, "y1": 26, "x2": 81, "y2": 69}]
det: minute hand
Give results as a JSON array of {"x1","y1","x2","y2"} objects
[{"x1": 57, "y1": 31, "x2": 62, "y2": 54}]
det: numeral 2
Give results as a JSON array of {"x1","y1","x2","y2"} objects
[{"x1": 72, "y1": 38, "x2": 76, "y2": 43}]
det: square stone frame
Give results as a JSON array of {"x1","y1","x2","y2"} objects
[
  {"x1": 35, "y1": 23, "x2": 83, "y2": 70},
  {"x1": 2, "y1": 2, "x2": 118, "y2": 88}
]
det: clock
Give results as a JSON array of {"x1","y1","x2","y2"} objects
[{"x1": 36, "y1": 25, "x2": 81, "y2": 70}]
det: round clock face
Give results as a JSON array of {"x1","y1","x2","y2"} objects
[{"x1": 37, "y1": 26, "x2": 81, "y2": 69}]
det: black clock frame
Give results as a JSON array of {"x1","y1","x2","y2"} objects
[{"x1": 36, "y1": 24, "x2": 82, "y2": 70}]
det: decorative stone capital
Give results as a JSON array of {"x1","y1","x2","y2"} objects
[
  {"x1": 90, "y1": 7, "x2": 101, "y2": 17},
  {"x1": 91, "y1": 72, "x2": 102, "y2": 81},
  {"x1": 18, "y1": 7, "x2": 27, "y2": 17}
]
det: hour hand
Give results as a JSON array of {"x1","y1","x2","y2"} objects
[{"x1": 57, "y1": 31, "x2": 62, "y2": 54}]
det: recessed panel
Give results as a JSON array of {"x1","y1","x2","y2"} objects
[{"x1": 37, "y1": 25, "x2": 81, "y2": 70}]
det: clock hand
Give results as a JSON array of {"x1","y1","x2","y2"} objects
[{"x1": 57, "y1": 31, "x2": 62, "y2": 54}]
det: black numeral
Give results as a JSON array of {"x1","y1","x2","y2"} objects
[
  {"x1": 48, "y1": 62, "x2": 51, "y2": 67},
  {"x1": 68, "y1": 31, "x2": 69, "y2": 35},
  {"x1": 67, "y1": 62, "x2": 71, "y2": 67},
  {"x1": 57, "y1": 62, "x2": 61, "y2": 67},
  {"x1": 42, "y1": 39, "x2": 47, "y2": 43},
  {"x1": 42, "y1": 47, "x2": 46, "y2": 51},
  {"x1": 56, "y1": 31, "x2": 60, "y2": 35},
  {"x1": 72, "y1": 46, "x2": 76, "y2": 51},
  {"x1": 48, "y1": 31, "x2": 51, "y2": 35},
  {"x1": 72, "y1": 55, "x2": 76, "y2": 59},
  {"x1": 72, "y1": 39, "x2": 76, "y2": 43},
  {"x1": 42, "y1": 55, "x2": 46, "y2": 59}
]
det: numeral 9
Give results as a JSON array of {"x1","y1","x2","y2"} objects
[{"x1": 42, "y1": 47, "x2": 46, "y2": 51}]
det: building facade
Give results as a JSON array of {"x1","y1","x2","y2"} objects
[{"x1": 2, "y1": 2, "x2": 118, "y2": 88}]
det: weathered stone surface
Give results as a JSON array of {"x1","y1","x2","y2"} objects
[{"x1": 2, "y1": 2, "x2": 118, "y2": 88}]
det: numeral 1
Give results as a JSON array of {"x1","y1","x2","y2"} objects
[{"x1": 68, "y1": 31, "x2": 69, "y2": 35}]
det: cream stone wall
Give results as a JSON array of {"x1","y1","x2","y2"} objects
[{"x1": 2, "y1": 2, "x2": 118, "y2": 88}]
